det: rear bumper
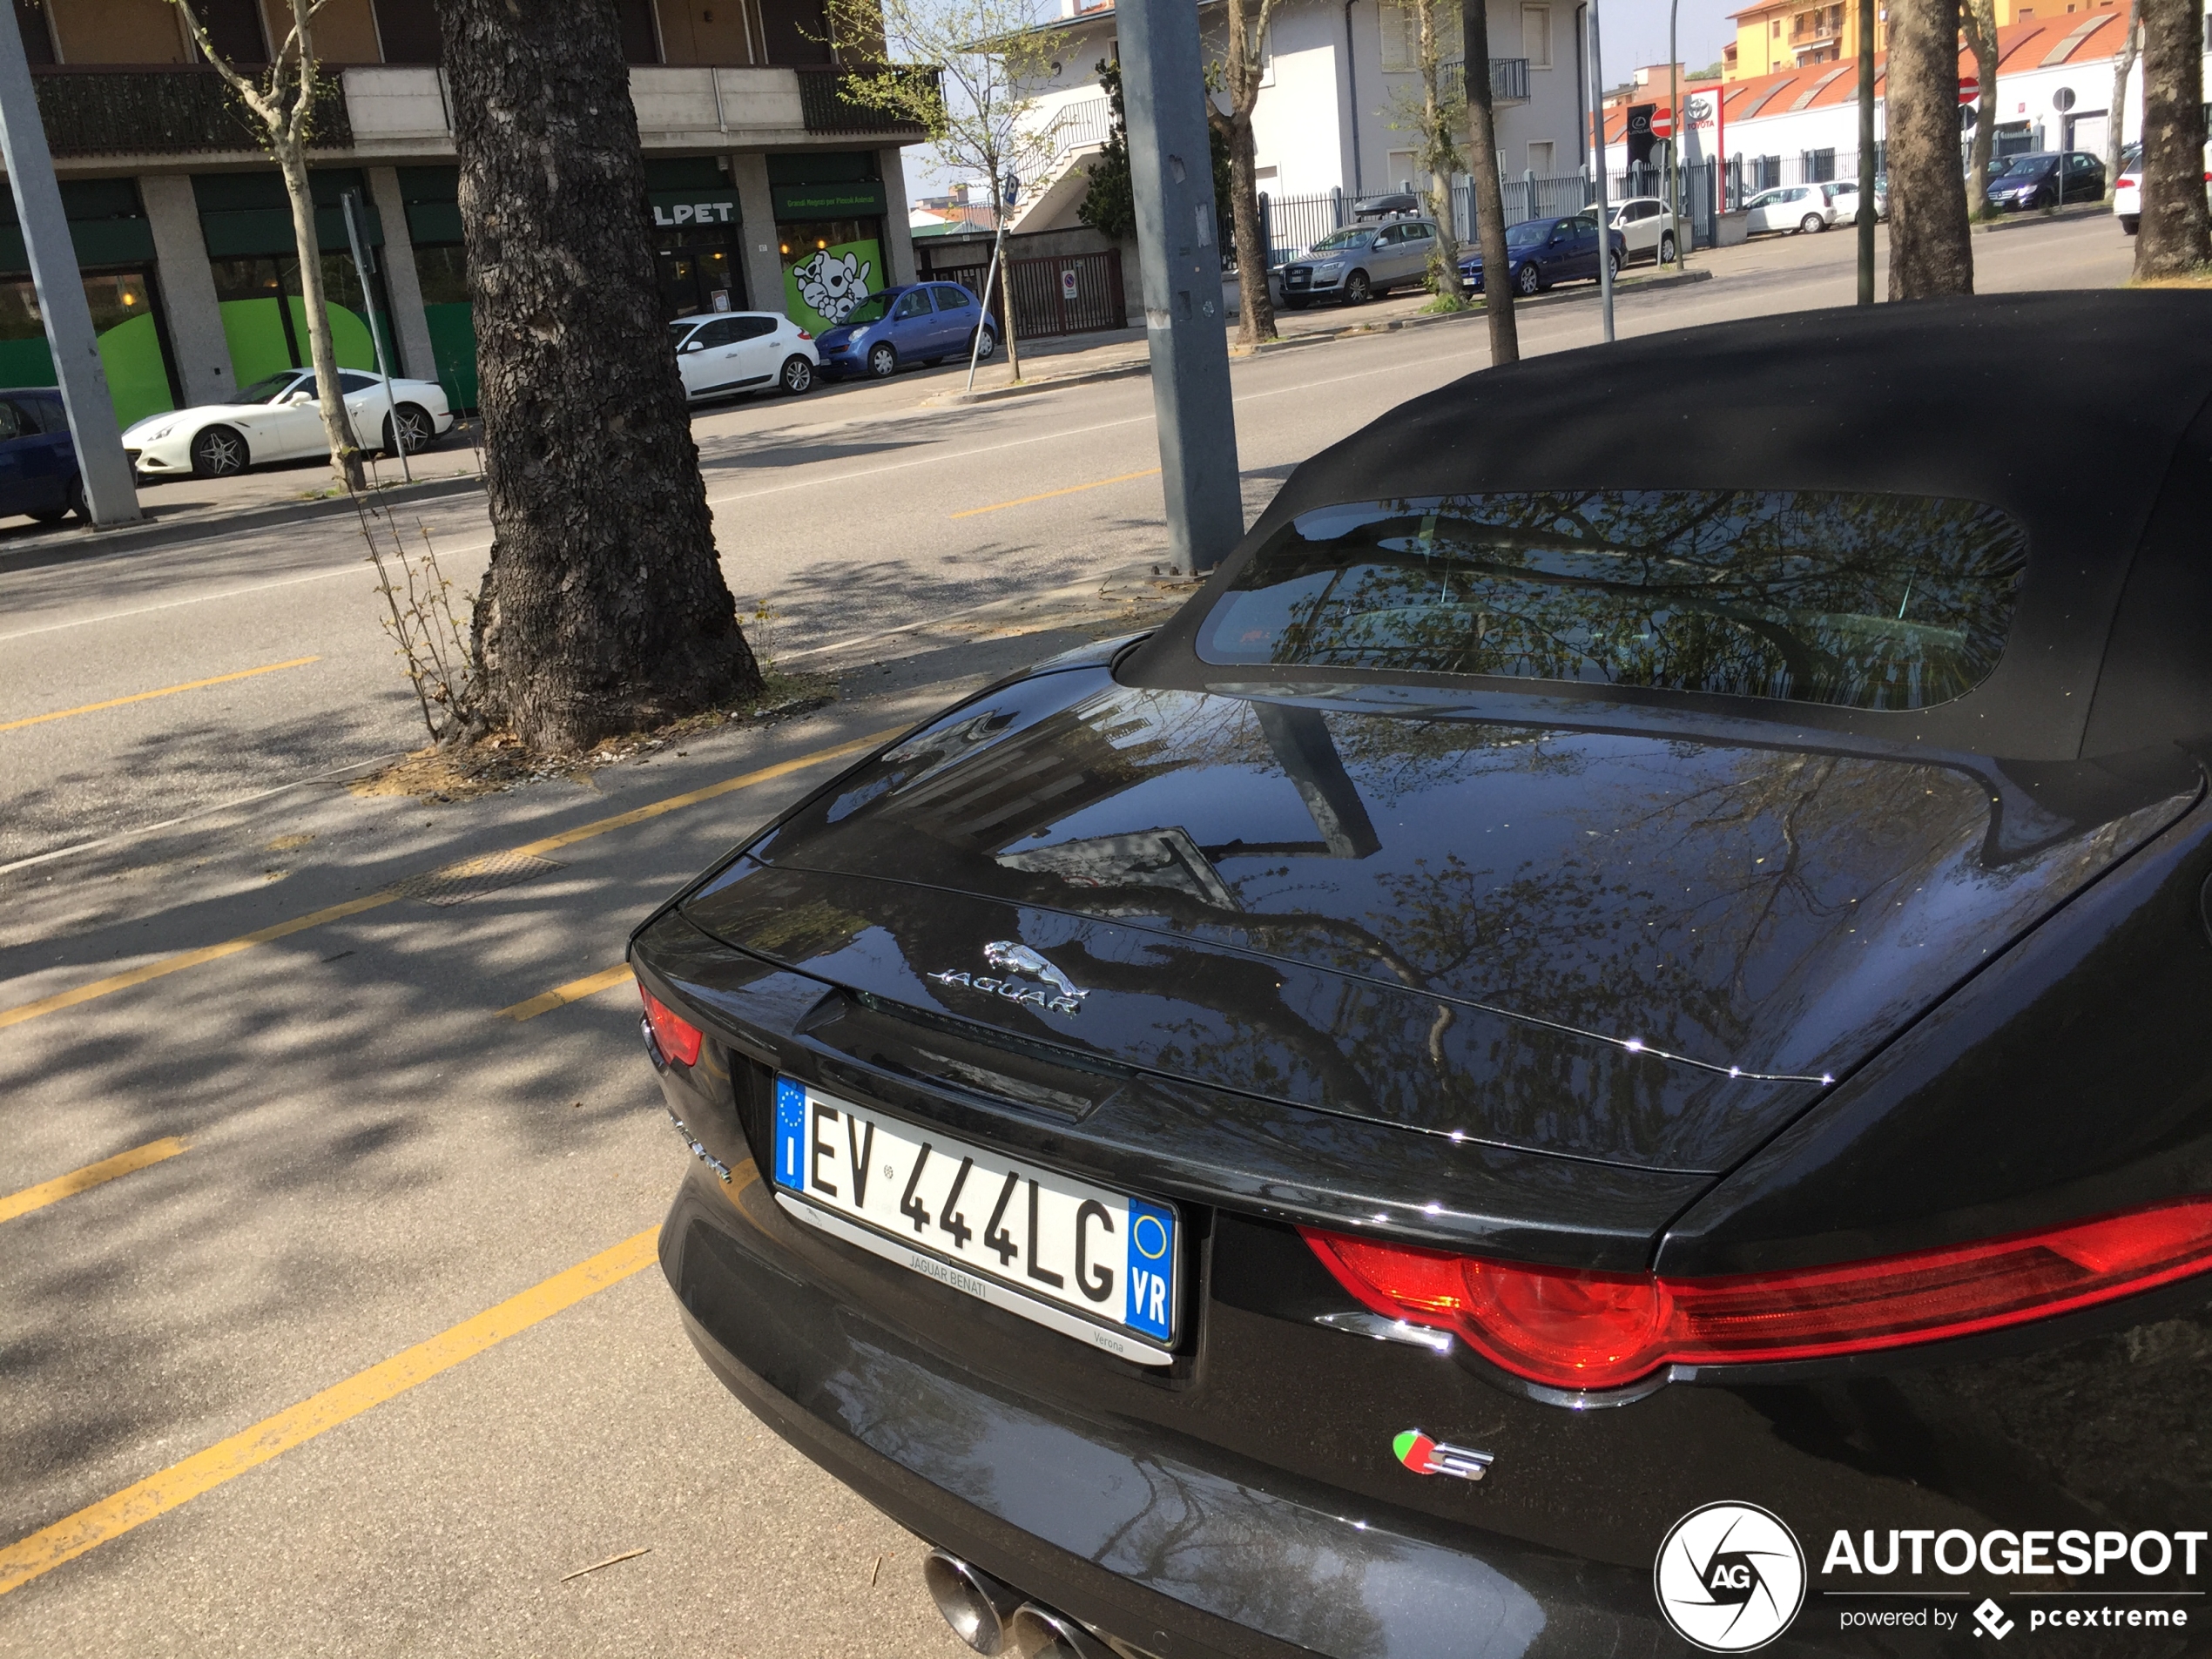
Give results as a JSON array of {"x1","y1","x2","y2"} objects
[{"x1": 661, "y1": 1163, "x2": 1797, "y2": 1659}]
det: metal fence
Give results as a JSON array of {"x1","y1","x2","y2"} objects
[
  {"x1": 919, "y1": 247, "x2": 1128, "y2": 340},
  {"x1": 1260, "y1": 160, "x2": 1725, "y2": 266},
  {"x1": 1716, "y1": 147, "x2": 1888, "y2": 207}
]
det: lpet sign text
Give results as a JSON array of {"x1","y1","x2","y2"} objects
[{"x1": 653, "y1": 202, "x2": 738, "y2": 226}]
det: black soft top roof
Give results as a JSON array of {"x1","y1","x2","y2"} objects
[{"x1": 1160, "y1": 292, "x2": 2212, "y2": 763}]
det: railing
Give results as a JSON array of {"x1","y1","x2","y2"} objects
[
  {"x1": 795, "y1": 65, "x2": 937, "y2": 135},
  {"x1": 1046, "y1": 96, "x2": 1113, "y2": 156},
  {"x1": 30, "y1": 67, "x2": 351, "y2": 156},
  {"x1": 1719, "y1": 146, "x2": 1885, "y2": 206},
  {"x1": 1264, "y1": 161, "x2": 1730, "y2": 264},
  {"x1": 1438, "y1": 57, "x2": 1531, "y2": 104},
  {"x1": 918, "y1": 248, "x2": 1127, "y2": 339}
]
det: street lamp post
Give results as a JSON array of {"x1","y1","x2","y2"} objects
[
  {"x1": 1857, "y1": 0, "x2": 1877, "y2": 303},
  {"x1": 1587, "y1": 0, "x2": 1615, "y2": 341}
]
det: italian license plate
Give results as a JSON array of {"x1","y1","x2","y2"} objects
[{"x1": 769, "y1": 1077, "x2": 1180, "y2": 1366}]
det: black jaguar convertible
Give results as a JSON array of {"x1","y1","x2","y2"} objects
[{"x1": 632, "y1": 293, "x2": 2212, "y2": 1658}]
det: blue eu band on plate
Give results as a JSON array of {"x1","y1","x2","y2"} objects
[{"x1": 771, "y1": 1077, "x2": 1179, "y2": 1363}]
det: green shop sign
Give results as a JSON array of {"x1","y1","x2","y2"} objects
[{"x1": 771, "y1": 182, "x2": 888, "y2": 219}]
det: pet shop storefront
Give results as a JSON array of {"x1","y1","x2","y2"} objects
[
  {"x1": 768, "y1": 152, "x2": 888, "y2": 336},
  {"x1": 649, "y1": 157, "x2": 747, "y2": 320}
]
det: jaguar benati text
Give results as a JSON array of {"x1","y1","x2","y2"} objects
[{"x1": 629, "y1": 293, "x2": 2212, "y2": 1658}]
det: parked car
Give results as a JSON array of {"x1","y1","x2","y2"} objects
[
  {"x1": 1280, "y1": 215, "x2": 1443, "y2": 307},
  {"x1": 814, "y1": 282, "x2": 995, "y2": 380},
  {"x1": 0, "y1": 387, "x2": 86, "y2": 523},
  {"x1": 1984, "y1": 150, "x2": 2105, "y2": 212},
  {"x1": 1826, "y1": 177, "x2": 1887, "y2": 221},
  {"x1": 2114, "y1": 141, "x2": 2210, "y2": 235},
  {"x1": 1456, "y1": 211, "x2": 1626, "y2": 296},
  {"x1": 1741, "y1": 182, "x2": 1843, "y2": 234},
  {"x1": 636, "y1": 288, "x2": 2212, "y2": 1659},
  {"x1": 1607, "y1": 196, "x2": 1688, "y2": 264},
  {"x1": 123, "y1": 368, "x2": 454, "y2": 479},
  {"x1": 671, "y1": 311, "x2": 817, "y2": 400}
]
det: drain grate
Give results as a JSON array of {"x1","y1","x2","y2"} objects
[{"x1": 388, "y1": 851, "x2": 563, "y2": 907}]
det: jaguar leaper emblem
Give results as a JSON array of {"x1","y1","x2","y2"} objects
[{"x1": 928, "y1": 941, "x2": 1089, "y2": 1015}]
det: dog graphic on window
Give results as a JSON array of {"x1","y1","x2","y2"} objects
[{"x1": 793, "y1": 249, "x2": 872, "y2": 325}]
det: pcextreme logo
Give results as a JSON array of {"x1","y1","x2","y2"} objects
[{"x1": 1655, "y1": 1502, "x2": 1809, "y2": 1652}]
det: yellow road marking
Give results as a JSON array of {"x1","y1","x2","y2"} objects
[
  {"x1": 950, "y1": 467, "x2": 1160, "y2": 519},
  {"x1": 0, "y1": 1226, "x2": 663, "y2": 1599},
  {"x1": 0, "y1": 728, "x2": 897, "y2": 1034},
  {"x1": 0, "y1": 1138, "x2": 189, "y2": 1226},
  {"x1": 0, "y1": 658, "x2": 321, "y2": 734},
  {"x1": 500, "y1": 963, "x2": 634, "y2": 1022}
]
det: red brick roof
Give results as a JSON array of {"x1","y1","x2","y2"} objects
[{"x1": 1602, "y1": 10, "x2": 2127, "y2": 143}]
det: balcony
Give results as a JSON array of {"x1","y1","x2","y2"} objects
[
  {"x1": 30, "y1": 67, "x2": 349, "y2": 158},
  {"x1": 21, "y1": 64, "x2": 934, "y2": 161},
  {"x1": 1440, "y1": 57, "x2": 1533, "y2": 105}
]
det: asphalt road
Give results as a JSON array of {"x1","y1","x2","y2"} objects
[{"x1": 0, "y1": 210, "x2": 2141, "y2": 1659}]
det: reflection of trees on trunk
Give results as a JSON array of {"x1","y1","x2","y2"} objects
[
  {"x1": 1086, "y1": 1458, "x2": 1389, "y2": 1658},
  {"x1": 1206, "y1": 490, "x2": 2027, "y2": 711},
  {"x1": 692, "y1": 664, "x2": 2189, "y2": 1163}
]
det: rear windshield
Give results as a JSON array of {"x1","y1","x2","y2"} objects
[{"x1": 1196, "y1": 490, "x2": 2029, "y2": 711}]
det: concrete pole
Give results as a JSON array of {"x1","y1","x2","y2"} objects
[
  {"x1": 0, "y1": 18, "x2": 140, "y2": 525},
  {"x1": 1857, "y1": 0, "x2": 1877, "y2": 304},
  {"x1": 1118, "y1": 0, "x2": 1244, "y2": 576},
  {"x1": 1587, "y1": 0, "x2": 1615, "y2": 341}
]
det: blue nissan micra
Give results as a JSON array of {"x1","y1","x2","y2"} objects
[{"x1": 815, "y1": 282, "x2": 998, "y2": 379}]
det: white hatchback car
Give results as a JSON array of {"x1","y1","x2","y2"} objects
[
  {"x1": 1607, "y1": 197, "x2": 1689, "y2": 264},
  {"x1": 2114, "y1": 144, "x2": 2210, "y2": 235},
  {"x1": 1742, "y1": 183, "x2": 1842, "y2": 236},
  {"x1": 124, "y1": 368, "x2": 455, "y2": 478},
  {"x1": 671, "y1": 312, "x2": 818, "y2": 401}
]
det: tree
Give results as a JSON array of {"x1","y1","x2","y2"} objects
[
  {"x1": 1390, "y1": 0, "x2": 1465, "y2": 299},
  {"x1": 1884, "y1": 0, "x2": 1973, "y2": 298},
  {"x1": 171, "y1": 0, "x2": 365, "y2": 490},
  {"x1": 1081, "y1": 57, "x2": 1233, "y2": 247},
  {"x1": 1461, "y1": 0, "x2": 1520, "y2": 362},
  {"x1": 826, "y1": 0, "x2": 1067, "y2": 382},
  {"x1": 1959, "y1": 0, "x2": 2000, "y2": 217},
  {"x1": 1206, "y1": 0, "x2": 1281, "y2": 345},
  {"x1": 437, "y1": 0, "x2": 759, "y2": 752},
  {"x1": 2107, "y1": 0, "x2": 2141, "y2": 193},
  {"x1": 2134, "y1": 0, "x2": 2211, "y2": 277}
]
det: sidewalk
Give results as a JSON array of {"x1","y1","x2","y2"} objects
[{"x1": 924, "y1": 263, "x2": 1711, "y2": 404}]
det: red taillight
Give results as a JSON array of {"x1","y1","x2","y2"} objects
[
  {"x1": 640, "y1": 986, "x2": 703, "y2": 1067},
  {"x1": 1303, "y1": 1198, "x2": 2212, "y2": 1392},
  {"x1": 796, "y1": 329, "x2": 813, "y2": 340}
]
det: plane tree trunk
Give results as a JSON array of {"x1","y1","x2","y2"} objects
[
  {"x1": 1462, "y1": 0, "x2": 1520, "y2": 363},
  {"x1": 1885, "y1": 0, "x2": 1975, "y2": 298},
  {"x1": 438, "y1": 0, "x2": 759, "y2": 752},
  {"x1": 2134, "y1": 0, "x2": 2212, "y2": 277}
]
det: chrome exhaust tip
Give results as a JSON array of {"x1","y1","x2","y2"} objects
[
  {"x1": 1009, "y1": 1602, "x2": 1116, "y2": 1659},
  {"x1": 922, "y1": 1548, "x2": 1024, "y2": 1656}
]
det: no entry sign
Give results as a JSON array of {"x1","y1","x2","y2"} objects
[
  {"x1": 1652, "y1": 108, "x2": 1674, "y2": 138},
  {"x1": 1959, "y1": 74, "x2": 1980, "y2": 103}
]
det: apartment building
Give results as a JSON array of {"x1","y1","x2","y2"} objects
[
  {"x1": 2, "y1": 0, "x2": 928, "y2": 426},
  {"x1": 1004, "y1": 0, "x2": 1586, "y2": 238}
]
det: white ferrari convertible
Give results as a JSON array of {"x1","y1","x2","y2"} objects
[{"x1": 124, "y1": 368, "x2": 455, "y2": 478}]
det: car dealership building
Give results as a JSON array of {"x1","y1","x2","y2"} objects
[{"x1": 0, "y1": 0, "x2": 927, "y2": 427}]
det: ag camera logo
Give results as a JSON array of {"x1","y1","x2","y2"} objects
[{"x1": 1656, "y1": 1501, "x2": 1808, "y2": 1652}]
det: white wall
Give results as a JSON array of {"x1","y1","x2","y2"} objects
[{"x1": 1612, "y1": 47, "x2": 2192, "y2": 178}]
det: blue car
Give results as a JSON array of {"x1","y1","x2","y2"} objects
[
  {"x1": 1459, "y1": 212, "x2": 1627, "y2": 298},
  {"x1": 815, "y1": 281, "x2": 997, "y2": 380},
  {"x1": 0, "y1": 386, "x2": 88, "y2": 523}
]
